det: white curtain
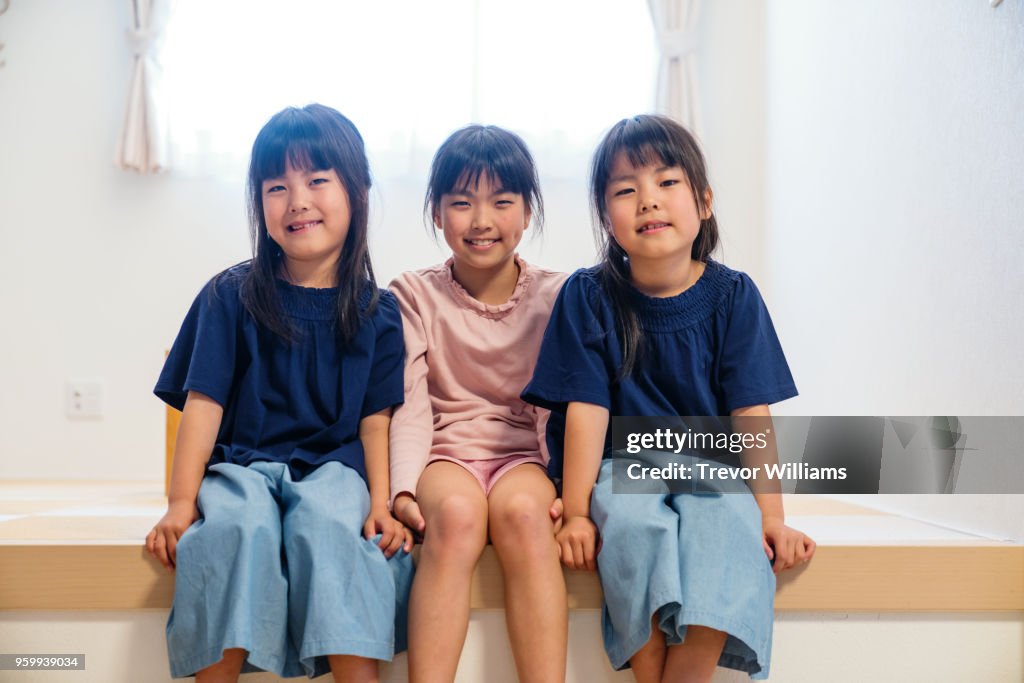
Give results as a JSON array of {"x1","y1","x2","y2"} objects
[
  {"x1": 648, "y1": 0, "x2": 702, "y2": 135},
  {"x1": 160, "y1": 0, "x2": 656, "y2": 181},
  {"x1": 115, "y1": 0, "x2": 174, "y2": 174}
]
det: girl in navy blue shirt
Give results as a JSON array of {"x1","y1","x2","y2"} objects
[
  {"x1": 524, "y1": 115, "x2": 815, "y2": 681},
  {"x1": 147, "y1": 104, "x2": 413, "y2": 682}
]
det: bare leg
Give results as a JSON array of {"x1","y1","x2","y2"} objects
[
  {"x1": 195, "y1": 648, "x2": 245, "y2": 683},
  {"x1": 488, "y1": 464, "x2": 567, "y2": 683},
  {"x1": 407, "y1": 462, "x2": 489, "y2": 683},
  {"x1": 660, "y1": 626, "x2": 727, "y2": 683},
  {"x1": 328, "y1": 654, "x2": 378, "y2": 683},
  {"x1": 629, "y1": 616, "x2": 667, "y2": 683}
]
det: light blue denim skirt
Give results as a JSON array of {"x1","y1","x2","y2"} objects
[
  {"x1": 167, "y1": 461, "x2": 414, "y2": 679},
  {"x1": 590, "y1": 458, "x2": 775, "y2": 679}
]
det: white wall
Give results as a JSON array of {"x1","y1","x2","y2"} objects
[
  {"x1": 0, "y1": 0, "x2": 763, "y2": 481},
  {"x1": 763, "y1": 0, "x2": 1024, "y2": 540}
]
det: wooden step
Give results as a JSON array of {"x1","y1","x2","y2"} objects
[{"x1": 1, "y1": 482, "x2": 1021, "y2": 612}]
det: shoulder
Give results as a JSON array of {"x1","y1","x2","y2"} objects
[
  {"x1": 708, "y1": 259, "x2": 765, "y2": 299},
  {"x1": 364, "y1": 286, "x2": 403, "y2": 336},
  {"x1": 703, "y1": 260, "x2": 764, "y2": 312},
  {"x1": 391, "y1": 262, "x2": 451, "y2": 287},
  {"x1": 388, "y1": 263, "x2": 449, "y2": 298},
  {"x1": 523, "y1": 262, "x2": 570, "y2": 289},
  {"x1": 192, "y1": 261, "x2": 251, "y2": 313},
  {"x1": 704, "y1": 260, "x2": 774, "y2": 327},
  {"x1": 569, "y1": 264, "x2": 603, "y2": 287},
  {"x1": 387, "y1": 263, "x2": 457, "y2": 318},
  {"x1": 520, "y1": 260, "x2": 570, "y2": 308},
  {"x1": 209, "y1": 261, "x2": 250, "y2": 290},
  {"x1": 371, "y1": 287, "x2": 400, "y2": 316},
  {"x1": 563, "y1": 265, "x2": 606, "y2": 306},
  {"x1": 544, "y1": 266, "x2": 613, "y2": 326}
]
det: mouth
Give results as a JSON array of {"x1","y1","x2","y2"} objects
[
  {"x1": 465, "y1": 238, "x2": 500, "y2": 250},
  {"x1": 287, "y1": 220, "x2": 321, "y2": 234},
  {"x1": 637, "y1": 221, "x2": 670, "y2": 235}
]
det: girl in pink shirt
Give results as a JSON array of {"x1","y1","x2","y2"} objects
[{"x1": 389, "y1": 125, "x2": 569, "y2": 683}]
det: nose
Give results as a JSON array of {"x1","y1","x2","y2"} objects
[
  {"x1": 288, "y1": 187, "x2": 310, "y2": 213},
  {"x1": 638, "y1": 186, "x2": 659, "y2": 212},
  {"x1": 470, "y1": 204, "x2": 492, "y2": 231}
]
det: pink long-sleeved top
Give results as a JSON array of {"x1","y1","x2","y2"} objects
[{"x1": 388, "y1": 256, "x2": 569, "y2": 501}]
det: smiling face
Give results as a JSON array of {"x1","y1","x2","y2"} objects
[
  {"x1": 261, "y1": 163, "x2": 351, "y2": 281},
  {"x1": 604, "y1": 152, "x2": 711, "y2": 265},
  {"x1": 434, "y1": 172, "x2": 530, "y2": 277}
]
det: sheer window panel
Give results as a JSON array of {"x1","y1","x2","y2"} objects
[{"x1": 161, "y1": 0, "x2": 656, "y2": 274}]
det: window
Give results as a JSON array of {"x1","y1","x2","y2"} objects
[
  {"x1": 162, "y1": 0, "x2": 656, "y2": 180},
  {"x1": 162, "y1": 1, "x2": 656, "y2": 272}
]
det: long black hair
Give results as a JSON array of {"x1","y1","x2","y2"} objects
[
  {"x1": 241, "y1": 103, "x2": 377, "y2": 344},
  {"x1": 424, "y1": 124, "x2": 544, "y2": 232},
  {"x1": 590, "y1": 114, "x2": 719, "y2": 379}
]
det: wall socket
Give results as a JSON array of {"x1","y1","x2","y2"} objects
[{"x1": 66, "y1": 379, "x2": 105, "y2": 419}]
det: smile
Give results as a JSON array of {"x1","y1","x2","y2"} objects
[
  {"x1": 465, "y1": 238, "x2": 500, "y2": 248},
  {"x1": 287, "y1": 220, "x2": 321, "y2": 233},
  {"x1": 638, "y1": 222, "x2": 670, "y2": 234}
]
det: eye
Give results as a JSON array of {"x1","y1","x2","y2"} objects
[
  {"x1": 660, "y1": 178, "x2": 680, "y2": 188},
  {"x1": 612, "y1": 187, "x2": 634, "y2": 197},
  {"x1": 496, "y1": 199, "x2": 514, "y2": 207},
  {"x1": 265, "y1": 184, "x2": 285, "y2": 194},
  {"x1": 310, "y1": 177, "x2": 330, "y2": 186},
  {"x1": 450, "y1": 200, "x2": 470, "y2": 208}
]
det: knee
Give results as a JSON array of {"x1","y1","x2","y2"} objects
[
  {"x1": 423, "y1": 496, "x2": 487, "y2": 560},
  {"x1": 490, "y1": 494, "x2": 554, "y2": 553}
]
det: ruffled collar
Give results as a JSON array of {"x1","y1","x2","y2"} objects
[
  {"x1": 274, "y1": 278, "x2": 373, "y2": 321},
  {"x1": 626, "y1": 259, "x2": 737, "y2": 332},
  {"x1": 443, "y1": 254, "x2": 534, "y2": 320}
]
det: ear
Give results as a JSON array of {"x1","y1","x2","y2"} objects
[
  {"x1": 432, "y1": 207, "x2": 442, "y2": 231},
  {"x1": 523, "y1": 205, "x2": 532, "y2": 231},
  {"x1": 699, "y1": 187, "x2": 714, "y2": 220}
]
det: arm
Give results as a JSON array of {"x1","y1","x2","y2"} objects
[
  {"x1": 556, "y1": 401, "x2": 609, "y2": 571},
  {"x1": 361, "y1": 408, "x2": 413, "y2": 555},
  {"x1": 145, "y1": 390, "x2": 222, "y2": 571},
  {"x1": 388, "y1": 278, "x2": 435, "y2": 533},
  {"x1": 733, "y1": 404, "x2": 815, "y2": 573}
]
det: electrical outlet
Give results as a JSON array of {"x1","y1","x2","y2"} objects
[{"x1": 66, "y1": 379, "x2": 104, "y2": 419}]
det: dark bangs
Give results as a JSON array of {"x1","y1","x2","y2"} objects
[
  {"x1": 424, "y1": 125, "x2": 544, "y2": 231},
  {"x1": 248, "y1": 106, "x2": 370, "y2": 190},
  {"x1": 249, "y1": 129, "x2": 334, "y2": 182}
]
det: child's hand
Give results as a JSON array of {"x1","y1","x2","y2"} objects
[
  {"x1": 364, "y1": 507, "x2": 413, "y2": 557},
  {"x1": 145, "y1": 500, "x2": 199, "y2": 572},
  {"x1": 550, "y1": 497, "x2": 564, "y2": 533},
  {"x1": 762, "y1": 518, "x2": 816, "y2": 574},
  {"x1": 556, "y1": 515, "x2": 598, "y2": 571},
  {"x1": 392, "y1": 493, "x2": 426, "y2": 538}
]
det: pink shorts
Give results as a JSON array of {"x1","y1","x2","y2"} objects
[{"x1": 427, "y1": 453, "x2": 547, "y2": 495}]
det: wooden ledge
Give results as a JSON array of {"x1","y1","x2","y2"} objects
[
  {"x1": 1, "y1": 543, "x2": 1021, "y2": 612},
  {"x1": 1, "y1": 483, "x2": 1021, "y2": 612}
]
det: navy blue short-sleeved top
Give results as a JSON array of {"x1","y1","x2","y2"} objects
[
  {"x1": 155, "y1": 263, "x2": 405, "y2": 482},
  {"x1": 522, "y1": 261, "x2": 797, "y2": 475}
]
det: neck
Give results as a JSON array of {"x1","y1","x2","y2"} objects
[
  {"x1": 629, "y1": 254, "x2": 704, "y2": 298},
  {"x1": 451, "y1": 255, "x2": 521, "y2": 305},
  {"x1": 280, "y1": 257, "x2": 338, "y2": 288}
]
